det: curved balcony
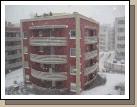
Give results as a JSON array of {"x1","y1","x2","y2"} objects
[
  {"x1": 84, "y1": 36, "x2": 97, "y2": 44},
  {"x1": 30, "y1": 37, "x2": 67, "y2": 46},
  {"x1": 84, "y1": 50, "x2": 98, "y2": 60},
  {"x1": 84, "y1": 63, "x2": 98, "y2": 75},
  {"x1": 31, "y1": 68, "x2": 67, "y2": 81},
  {"x1": 30, "y1": 54, "x2": 67, "y2": 64}
]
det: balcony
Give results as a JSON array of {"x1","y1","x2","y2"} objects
[
  {"x1": 29, "y1": 25, "x2": 68, "y2": 30},
  {"x1": 30, "y1": 54, "x2": 67, "y2": 64},
  {"x1": 6, "y1": 53, "x2": 21, "y2": 60},
  {"x1": 84, "y1": 74, "x2": 97, "y2": 86},
  {"x1": 31, "y1": 68, "x2": 67, "y2": 81},
  {"x1": 30, "y1": 37, "x2": 67, "y2": 46},
  {"x1": 6, "y1": 62, "x2": 22, "y2": 69},
  {"x1": 5, "y1": 45, "x2": 21, "y2": 50},
  {"x1": 84, "y1": 36, "x2": 97, "y2": 44},
  {"x1": 84, "y1": 50, "x2": 98, "y2": 60},
  {"x1": 84, "y1": 63, "x2": 98, "y2": 75},
  {"x1": 5, "y1": 37, "x2": 21, "y2": 41}
]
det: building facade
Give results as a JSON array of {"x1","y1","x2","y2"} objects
[
  {"x1": 108, "y1": 27, "x2": 115, "y2": 51},
  {"x1": 99, "y1": 25, "x2": 115, "y2": 52},
  {"x1": 5, "y1": 22, "x2": 22, "y2": 73},
  {"x1": 21, "y1": 12, "x2": 99, "y2": 94},
  {"x1": 114, "y1": 17, "x2": 125, "y2": 61}
]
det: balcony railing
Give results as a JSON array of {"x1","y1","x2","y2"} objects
[
  {"x1": 31, "y1": 68, "x2": 67, "y2": 81},
  {"x1": 30, "y1": 37, "x2": 67, "y2": 46},
  {"x1": 5, "y1": 45, "x2": 21, "y2": 50},
  {"x1": 29, "y1": 25, "x2": 68, "y2": 30},
  {"x1": 6, "y1": 61, "x2": 22, "y2": 69},
  {"x1": 6, "y1": 53, "x2": 21, "y2": 60},
  {"x1": 5, "y1": 37, "x2": 21, "y2": 41},
  {"x1": 30, "y1": 54, "x2": 67, "y2": 64},
  {"x1": 84, "y1": 36, "x2": 97, "y2": 44},
  {"x1": 84, "y1": 50, "x2": 98, "y2": 60},
  {"x1": 84, "y1": 63, "x2": 98, "y2": 75},
  {"x1": 84, "y1": 73, "x2": 97, "y2": 86}
]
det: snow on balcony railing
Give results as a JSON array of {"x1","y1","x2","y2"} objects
[
  {"x1": 84, "y1": 63, "x2": 97, "y2": 75},
  {"x1": 29, "y1": 25, "x2": 68, "y2": 30},
  {"x1": 5, "y1": 37, "x2": 21, "y2": 41},
  {"x1": 6, "y1": 45, "x2": 21, "y2": 50},
  {"x1": 84, "y1": 36, "x2": 97, "y2": 44},
  {"x1": 84, "y1": 50, "x2": 98, "y2": 60},
  {"x1": 6, "y1": 53, "x2": 21, "y2": 60},
  {"x1": 31, "y1": 68, "x2": 67, "y2": 81},
  {"x1": 6, "y1": 62, "x2": 22, "y2": 69},
  {"x1": 30, "y1": 37, "x2": 67, "y2": 46},
  {"x1": 30, "y1": 54, "x2": 67, "y2": 64}
]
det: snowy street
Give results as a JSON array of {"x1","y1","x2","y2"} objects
[{"x1": 81, "y1": 72, "x2": 124, "y2": 95}]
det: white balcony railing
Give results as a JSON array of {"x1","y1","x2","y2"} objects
[
  {"x1": 84, "y1": 36, "x2": 97, "y2": 44},
  {"x1": 5, "y1": 37, "x2": 21, "y2": 41},
  {"x1": 31, "y1": 68, "x2": 67, "y2": 81},
  {"x1": 6, "y1": 62, "x2": 22, "y2": 69},
  {"x1": 30, "y1": 54, "x2": 67, "y2": 64},
  {"x1": 84, "y1": 50, "x2": 98, "y2": 60},
  {"x1": 84, "y1": 63, "x2": 98, "y2": 75},
  {"x1": 6, "y1": 53, "x2": 21, "y2": 60},
  {"x1": 29, "y1": 25, "x2": 68, "y2": 30},
  {"x1": 30, "y1": 37, "x2": 67, "y2": 46}
]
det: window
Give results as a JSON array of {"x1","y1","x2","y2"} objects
[
  {"x1": 70, "y1": 83, "x2": 76, "y2": 92},
  {"x1": 23, "y1": 32, "x2": 28, "y2": 38},
  {"x1": 70, "y1": 66, "x2": 76, "y2": 75},
  {"x1": 118, "y1": 20, "x2": 125, "y2": 24},
  {"x1": 69, "y1": 30, "x2": 76, "y2": 39},
  {"x1": 23, "y1": 47, "x2": 28, "y2": 53},
  {"x1": 70, "y1": 83, "x2": 81, "y2": 92},
  {"x1": 117, "y1": 44, "x2": 125, "y2": 49},
  {"x1": 118, "y1": 36, "x2": 125, "y2": 40},
  {"x1": 7, "y1": 50, "x2": 17, "y2": 55},
  {"x1": 24, "y1": 61, "x2": 29, "y2": 68},
  {"x1": 70, "y1": 48, "x2": 76, "y2": 57},
  {"x1": 39, "y1": 31, "x2": 43, "y2": 37},
  {"x1": 39, "y1": 46, "x2": 44, "y2": 52},
  {"x1": 25, "y1": 75, "x2": 30, "y2": 81},
  {"x1": 118, "y1": 28, "x2": 125, "y2": 32}
]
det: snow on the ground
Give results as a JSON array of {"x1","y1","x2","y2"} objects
[
  {"x1": 81, "y1": 72, "x2": 125, "y2": 95},
  {"x1": 5, "y1": 68, "x2": 24, "y2": 87},
  {"x1": 5, "y1": 51, "x2": 125, "y2": 95},
  {"x1": 99, "y1": 51, "x2": 112, "y2": 72}
]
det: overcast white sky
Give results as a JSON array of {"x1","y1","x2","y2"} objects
[{"x1": 5, "y1": 5, "x2": 125, "y2": 26}]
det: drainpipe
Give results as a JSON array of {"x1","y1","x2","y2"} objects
[
  {"x1": 74, "y1": 12, "x2": 81, "y2": 94},
  {"x1": 20, "y1": 21, "x2": 26, "y2": 87}
]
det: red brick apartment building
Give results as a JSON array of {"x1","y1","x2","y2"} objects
[{"x1": 21, "y1": 12, "x2": 99, "y2": 94}]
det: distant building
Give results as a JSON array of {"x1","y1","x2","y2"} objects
[
  {"x1": 108, "y1": 27, "x2": 115, "y2": 51},
  {"x1": 114, "y1": 17, "x2": 125, "y2": 61},
  {"x1": 99, "y1": 25, "x2": 110, "y2": 51},
  {"x1": 5, "y1": 22, "x2": 22, "y2": 73},
  {"x1": 21, "y1": 12, "x2": 99, "y2": 94},
  {"x1": 99, "y1": 25, "x2": 115, "y2": 52}
]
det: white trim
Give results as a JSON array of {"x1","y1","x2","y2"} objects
[{"x1": 23, "y1": 38, "x2": 28, "y2": 39}]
